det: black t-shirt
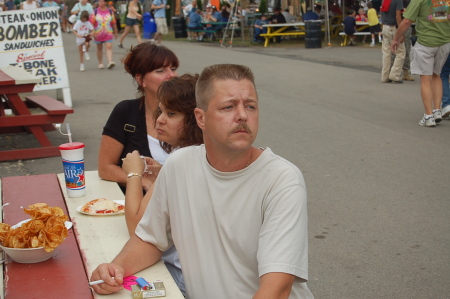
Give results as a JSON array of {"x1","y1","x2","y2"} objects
[
  {"x1": 343, "y1": 16, "x2": 356, "y2": 34},
  {"x1": 102, "y1": 99, "x2": 152, "y2": 168},
  {"x1": 270, "y1": 12, "x2": 286, "y2": 24},
  {"x1": 381, "y1": 0, "x2": 403, "y2": 25}
]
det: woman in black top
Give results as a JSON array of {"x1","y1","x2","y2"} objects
[{"x1": 98, "y1": 42, "x2": 179, "y2": 191}]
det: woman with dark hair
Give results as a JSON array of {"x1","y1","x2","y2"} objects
[
  {"x1": 98, "y1": 42, "x2": 178, "y2": 192},
  {"x1": 121, "y1": 74, "x2": 202, "y2": 297},
  {"x1": 122, "y1": 73, "x2": 202, "y2": 232}
]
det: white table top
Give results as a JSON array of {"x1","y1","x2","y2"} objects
[
  {"x1": 0, "y1": 66, "x2": 40, "y2": 85},
  {"x1": 263, "y1": 21, "x2": 306, "y2": 27},
  {"x1": 57, "y1": 170, "x2": 184, "y2": 299}
]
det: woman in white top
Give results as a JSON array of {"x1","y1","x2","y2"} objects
[
  {"x1": 117, "y1": 0, "x2": 142, "y2": 48},
  {"x1": 20, "y1": 0, "x2": 38, "y2": 10},
  {"x1": 121, "y1": 74, "x2": 203, "y2": 297}
]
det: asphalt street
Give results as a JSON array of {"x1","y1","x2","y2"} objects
[{"x1": 1, "y1": 33, "x2": 449, "y2": 298}]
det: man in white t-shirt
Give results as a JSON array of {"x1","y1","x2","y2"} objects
[{"x1": 90, "y1": 64, "x2": 313, "y2": 299}]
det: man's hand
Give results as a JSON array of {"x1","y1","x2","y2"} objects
[{"x1": 90, "y1": 263, "x2": 124, "y2": 294}]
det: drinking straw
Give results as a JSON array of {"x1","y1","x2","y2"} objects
[{"x1": 66, "y1": 123, "x2": 73, "y2": 144}]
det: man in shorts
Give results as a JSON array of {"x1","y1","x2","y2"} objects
[
  {"x1": 391, "y1": 0, "x2": 450, "y2": 127},
  {"x1": 151, "y1": 0, "x2": 169, "y2": 44}
]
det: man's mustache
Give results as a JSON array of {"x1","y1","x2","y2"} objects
[{"x1": 230, "y1": 123, "x2": 252, "y2": 135}]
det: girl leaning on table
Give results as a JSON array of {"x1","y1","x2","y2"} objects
[
  {"x1": 73, "y1": 11, "x2": 93, "y2": 72},
  {"x1": 121, "y1": 74, "x2": 203, "y2": 297}
]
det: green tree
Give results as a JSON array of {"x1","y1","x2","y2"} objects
[{"x1": 259, "y1": 0, "x2": 267, "y2": 13}]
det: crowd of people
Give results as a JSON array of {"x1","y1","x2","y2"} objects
[{"x1": 183, "y1": 1, "x2": 246, "y2": 42}]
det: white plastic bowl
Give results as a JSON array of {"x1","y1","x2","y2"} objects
[
  {"x1": 0, "y1": 219, "x2": 71, "y2": 264},
  {"x1": 0, "y1": 245, "x2": 54, "y2": 263}
]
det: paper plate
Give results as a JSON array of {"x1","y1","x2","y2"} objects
[{"x1": 77, "y1": 200, "x2": 125, "y2": 216}]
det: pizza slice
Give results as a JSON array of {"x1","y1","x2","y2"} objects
[{"x1": 81, "y1": 198, "x2": 125, "y2": 214}]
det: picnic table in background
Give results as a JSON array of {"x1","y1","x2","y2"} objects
[
  {"x1": 0, "y1": 66, "x2": 73, "y2": 161},
  {"x1": 260, "y1": 22, "x2": 307, "y2": 47},
  {"x1": 195, "y1": 21, "x2": 243, "y2": 42}
]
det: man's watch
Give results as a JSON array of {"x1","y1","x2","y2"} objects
[{"x1": 127, "y1": 173, "x2": 142, "y2": 179}]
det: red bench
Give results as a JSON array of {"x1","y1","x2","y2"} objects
[{"x1": 0, "y1": 95, "x2": 74, "y2": 161}]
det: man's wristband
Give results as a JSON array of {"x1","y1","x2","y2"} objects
[{"x1": 127, "y1": 173, "x2": 142, "y2": 179}]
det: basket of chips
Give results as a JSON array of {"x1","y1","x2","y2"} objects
[{"x1": 0, "y1": 203, "x2": 69, "y2": 263}]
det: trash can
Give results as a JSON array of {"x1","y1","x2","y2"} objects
[
  {"x1": 305, "y1": 20, "x2": 322, "y2": 49},
  {"x1": 172, "y1": 16, "x2": 187, "y2": 38},
  {"x1": 143, "y1": 12, "x2": 156, "y2": 39}
]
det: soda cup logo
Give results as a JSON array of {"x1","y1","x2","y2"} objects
[{"x1": 62, "y1": 158, "x2": 85, "y2": 190}]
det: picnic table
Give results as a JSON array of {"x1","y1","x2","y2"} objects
[
  {"x1": 261, "y1": 22, "x2": 308, "y2": 47},
  {"x1": 0, "y1": 66, "x2": 73, "y2": 161},
  {"x1": 0, "y1": 170, "x2": 184, "y2": 299},
  {"x1": 197, "y1": 21, "x2": 244, "y2": 42}
]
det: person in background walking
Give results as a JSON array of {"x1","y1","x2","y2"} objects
[
  {"x1": 391, "y1": 0, "x2": 450, "y2": 126},
  {"x1": 90, "y1": 0, "x2": 118, "y2": 69},
  {"x1": 151, "y1": 0, "x2": 170, "y2": 44},
  {"x1": 61, "y1": 0, "x2": 70, "y2": 33},
  {"x1": 367, "y1": 1, "x2": 382, "y2": 46},
  {"x1": 70, "y1": 0, "x2": 93, "y2": 23},
  {"x1": 118, "y1": 0, "x2": 142, "y2": 48},
  {"x1": 73, "y1": 10, "x2": 93, "y2": 72}
]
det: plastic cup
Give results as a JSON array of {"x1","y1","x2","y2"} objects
[{"x1": 59, "y1": 142, "x2": 85, "y2": 197}]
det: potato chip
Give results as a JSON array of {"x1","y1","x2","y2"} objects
[
  {"x1": 50, "y1": 207, "x2": 65, "y2": 217},
  {"x1": 30, "y1": 236, "x2": 41, "y2": 248},
  {"x1": 0, "y1": 223, "x2": 11, "y2": 244},
  {"x1": 22, "y1": 219, "x2": 45, "y2": 234}
]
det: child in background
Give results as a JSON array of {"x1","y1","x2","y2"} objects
[
  {"x1": 343, "y1": 9, "x2": 357, "y2": 46},
  {"x1": 253, "y1": 14, "x2": 268, "y2": 43},
  {"x1": 355, "y1": 8, "x2": 368, "y2": 21},
  {"x1": 355, "y1": 8, "x2": 368, "y2": 43},
  {"x1": 73, "y1": 11, "x2": 93, "y2": 72},
  {"x1": 367, "y1": 1, "x2": 382, "y2": 46}
]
